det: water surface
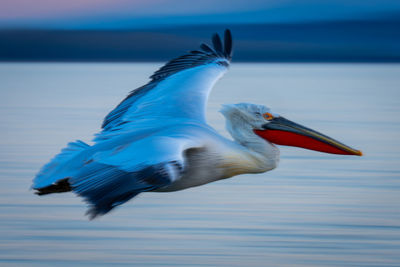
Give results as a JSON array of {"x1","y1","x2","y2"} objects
[{"x1": 0, "y1": 63, "x2": 399, "y2": 266}]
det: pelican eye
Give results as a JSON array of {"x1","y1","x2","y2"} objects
[{"x1": 263, "y1": 112, "x2": 274, "y2": 120}]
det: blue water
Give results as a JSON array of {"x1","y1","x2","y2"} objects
[{"x1": 0, "y1": 63, "x2": 399, "y2": 266}]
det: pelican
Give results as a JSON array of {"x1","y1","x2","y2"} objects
[{"x1": 32, "y1": 30, "x2": 362, "y2": 219}]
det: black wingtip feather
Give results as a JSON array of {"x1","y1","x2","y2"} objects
[
  {"x1": 224, "y1": 29, "x2": 233, "y2": 59},
  {"x1": 200, "y1": 43, "x2": 215, "y2": 54},
  {"x1": 34, "y1": 178, "x2": 72, "y2": 195},
  {"x1": 212, "y1": 33, "x2": 223, "y2": 56}
]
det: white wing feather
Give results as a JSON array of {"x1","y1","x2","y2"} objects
[
  {"x1": 95, "y1": 29, "x2": 233, "y2": 142},
  {"x1": 95, "y1": 61, "x2": 228, "y2": 142}
]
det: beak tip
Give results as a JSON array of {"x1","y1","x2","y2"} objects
[{"x1": 355, "y1": 150, "x2": 363, "y2": 156}]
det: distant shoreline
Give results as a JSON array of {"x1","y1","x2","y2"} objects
[{"x1": 1, "y1": 19, "x2": 399, "y2": 63}]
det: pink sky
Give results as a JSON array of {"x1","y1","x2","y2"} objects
[
  {"x1": 0, "y1": 0, "x2": 264, "y2": 19},
  {"x1": 0, "y1": 0, "x2": 143, "y2": 19}
]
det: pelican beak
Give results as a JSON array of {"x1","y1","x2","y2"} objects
[{"x1": 254, "y1": 117, "x2": 362, "y2": 156}]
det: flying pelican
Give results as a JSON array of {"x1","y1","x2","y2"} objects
[{"x1": 32, "y1": 30, "x2": 362, "y2": 219}]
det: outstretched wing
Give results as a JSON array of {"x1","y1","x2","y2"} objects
[
  {"x1": 69, "y1": 130, "x2": 202, "y2": 219},
  {"x1": 95, "y1": 29, "x2": 233, "y2": 142}
]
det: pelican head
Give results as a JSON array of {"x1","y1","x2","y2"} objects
[{"x1": 220, "y1": 103, "x2": 362, "y2": 156}]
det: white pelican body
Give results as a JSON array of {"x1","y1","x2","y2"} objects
[{"x1": 33, "y1": 30, "x2": 361, "y2": 218}]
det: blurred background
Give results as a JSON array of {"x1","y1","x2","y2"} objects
[
  {"x1": 1, "y1": 1, "x2": 400, "y2": 267},
  {"x1": 1, "y1": 0, "x2": 400, "y2": 62}
]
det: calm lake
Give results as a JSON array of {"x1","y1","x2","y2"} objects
[{"x1": 0, "y1": 63, "x2": 399, "y2": 266}]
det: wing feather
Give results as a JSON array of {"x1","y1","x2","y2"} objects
[
  {"x1": 224, "y1": 29, "x2": 233, "y2": 59},
  {"x1": 200, "y1": 43, "x2": 217, "y2": 55},
  {"x1": 72, "y1": 161, "x2": 178, "y2": 219},
  {"x1": 212, "y1": 33, "x2": 223, "y2": 56},
  {"x1": 97, "y1": 30, "x2": 233, "y2": 142},
  {"x1": 71, "y1": 133, "x2": 202, "y2": 218}
]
